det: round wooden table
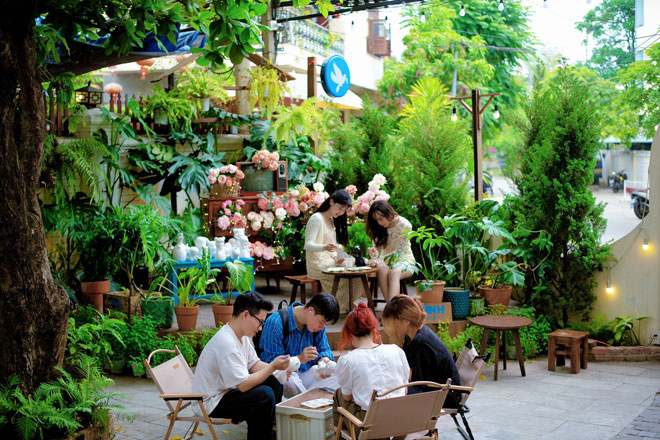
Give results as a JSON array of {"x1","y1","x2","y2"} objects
[
  {"x1": 322, "y1": 267, "x2": 378, "y2": 312},
  {"x1": 469, "y1": 315, "x2": 533, "y2": 381}
]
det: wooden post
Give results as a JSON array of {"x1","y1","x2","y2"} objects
[
  {"x1": 471, "y1": 89, "x2": 483, "y2": 202},
  {"x1": 261, "y1": 4, "x2": 275, "y2": 62},
  {"x1": 307, "y1": 56, "x2": 318, "y2": 155}
]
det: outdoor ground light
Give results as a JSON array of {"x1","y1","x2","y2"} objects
[
  {"x1": 643, "y1": 236, "x2": 649, "y2": 251},
  {"x1": 498, "y1": 0, "x2": 504, "y2": 11},
  {"x1": 493, "y1": 104, "x2": 500, "y2": 119},
  {"x1": 451, "y1": 107, "x2": 458, "y2": 122},
  {"x1": 459, "y1": 4, "x2": 465, "y2": 16}
]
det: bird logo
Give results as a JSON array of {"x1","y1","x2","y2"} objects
[{"x1": 330, "y1": 62, "x2": 348, "y2": 93}]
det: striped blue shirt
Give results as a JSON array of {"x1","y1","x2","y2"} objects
[{"x1": 259, "y1": 303, "x2": 333, "y2": 373}]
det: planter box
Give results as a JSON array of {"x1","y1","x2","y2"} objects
[
  {"x1": 104, "y1": 290, "x2": 141, "y2": 318},
  {"x1": 589, "y1": 344, "x2": 660, "y2": 362}
]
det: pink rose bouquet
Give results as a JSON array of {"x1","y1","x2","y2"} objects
[
  {"x1": 252, "y1": 150, "x2": 280, "y2": 171},
  {"x1": 208, "y1": 164, "x2": 246, "y2": 187}
]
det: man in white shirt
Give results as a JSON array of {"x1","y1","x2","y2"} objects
[{"x1": 193, "y1": 292, "x2": 290, "y2": 440}]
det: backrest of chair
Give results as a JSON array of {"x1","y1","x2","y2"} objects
[
  {"x1": 145, "y1": 347, "x2": 196, "y2": 413},
  {"x1": 358, "y1": 388, "x2": 449, "y2": 439},
  {"x1": 455, "y1": 339, "x2": 488, "y2": 405}
]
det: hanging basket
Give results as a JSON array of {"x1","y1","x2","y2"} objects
[{"x1": 210, "y1": 181, "x2": 240, "y2": 197}]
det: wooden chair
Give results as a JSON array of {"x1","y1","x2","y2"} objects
[
  {"x1": 443, "y1": 338, "x2": 491, "y2": 440},
  {"x1": 548, "y1": 329, "x2": 589, "y2": 374},
  {"x1": 284, "y1": 274, "x2": 322, "y2": 304},
  {"x1": 334, "y1": 381, "x2": 467, "y2": 440},
  {"x1": 368, "y1": 274, "x2": 408, "y2": 305},
  {"x1": 143, "y1": 346, "x2": 231, "y2": 440}
]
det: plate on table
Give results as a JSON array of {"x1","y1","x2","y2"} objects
[
  {"x1": 326, "y1": 267, "x2": 345, "y2": 273},
  {"x1": 348, "y1": 266, "x2": 371, "y2": 271},
  {"x1": 301, "y1": 398, "x2": 333, "y2": 409}
]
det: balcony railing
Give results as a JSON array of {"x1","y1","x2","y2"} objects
[{"x1": 276, "y1": 9, "x2": 344, "y2": 57}]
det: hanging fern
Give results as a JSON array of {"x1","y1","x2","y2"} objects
[
  {"x1": 248, "y1": 66, "x2": 290, "y2": 119},
  {"x1": 41, "y1": 136, "x2": 107, "y2": 206}
]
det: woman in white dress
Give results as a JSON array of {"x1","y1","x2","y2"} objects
[
  {"x1": 305, "y1": 189, "x2": 357, "y2": 314},
  {"x1": 366, "y1": 200, "x2": 416, "y2": 301}
]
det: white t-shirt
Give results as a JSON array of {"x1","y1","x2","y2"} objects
[
  {"x1": 336, "y1": 344, "x2": 410, "y2": 411},
  {"x1": 192, "y1": 324, "x2": 260, "y2": 415}
]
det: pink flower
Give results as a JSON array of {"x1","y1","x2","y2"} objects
[
  {"x1": 218, "y1": 175, "x2": 227, "y2": 185},
  {"x1": 263, "y1": 247, "x2": 275, "y2": 260},
  {"x1": 277, "y1": 222, "x2": 283, "y2": 229},
  {"x1": 221, "y1": 200, "x2": 231, "y2": 209},
  {"x1": 299, "y1": 202, "x2": 309, "y2": 212},
  {"x1": 253, "y1": 245, "x2": 264, "y2": 257},
  {"x1": 236, "y1": 199, "x2": 245, "y2": 206},
  {"x1": 358, "y1": 202, "x2": 370, "y2": 214},
  {"x1": 272, "y1": 198, "x2": 284, "y2": 209},
  {"x1": 217, "y1": 215, "x2": 231, "y2": 230},
  {"x1": 236, "y1": 170, "x2": 245, "y2": 180},
  {"x1": 227, "y1": 164, "x2": 238, "y2": 174},
  {"x1": 345, "y1": 185, "x2": 357, "y2": 195},
  {"x1": 247, "y1": 211, "x2": 257, "y2": 221},
  {"x1": 220, "y1": 166, "x2": 228, "y2": 173},
  {"x1": 225, "y1": 177, "x2": 234, "y2": 187},
  {"x1": 272, "y1": 151, "x2": 280, "y2": 161},
  {"x1": 257, "y1": 197, "x2": 269, "y2": 210},
  {"x1": 300, "y1": 192, "x2": 312, "y2": 204},
  {"x1": 235, "y1": 217, "x2": 246, "y2": 228},
  {"x1": 347, "y1": 206, "x2": 357, "y2": 217},
  {"x1": 313, "y1": 193, "x2": 324, "y2": 206},
  {"x1": 290, "y1": 189, "x2": 299, "y2": 198},
  {"x1": 224, "y1": 208, "x2": 231, "y2": 216},
  {"x1": 208, "y1": 175, "x2": 217, "y2": 185},
  {"x1": 251, "y1": 221, "x2": 262, "y2": 231},
  {"x1": 364, "y1": 191, "x2": 375, "y2": 201},
  {"x1": 375, "y1": 195, "x2": 384, "y2": 201},
  {"x1": 209, "y1": 168, "x2": 220, "y2": 178},
  {"x1": 268, "y1": 162, "x2": 279, "y2": 171},
  {"x1": 232, "y1": 213, "x2": 243, "y2": 223}
]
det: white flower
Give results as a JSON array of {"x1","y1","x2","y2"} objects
[
  {"x1": 313, "y1": 182, "x2": 325, "y2": 193},
  {"x1": 263, "y1": 217, "x2": 273, "y2": 229},
  {"x1": 275, "y1": 208, "x2": 287, "y2": 220},
  {"x1": 372, "y1": 173, "x2": 387, "y2": 186},
  {"x1": 368, "y1": 182, "x2": 380, "y2": 192}
]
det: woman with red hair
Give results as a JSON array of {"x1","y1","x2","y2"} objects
[{"x1": 332, "y1": 303, "x2": 410, "y2": 427}]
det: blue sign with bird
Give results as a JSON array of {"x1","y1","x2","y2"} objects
[{"x1": 321, "y1": 55, "x2": 351, "y2": 98}]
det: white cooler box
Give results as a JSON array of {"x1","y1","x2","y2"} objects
[{"x1": 276, "y1": 388, "x2": 335, "y2": 440}]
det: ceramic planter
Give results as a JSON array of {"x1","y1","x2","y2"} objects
[
  {"x1": 444, "y1": 287, "x2": 470, "y2": 320},
  {"x1": 416, "y1": 280, "x2": 446, "y2": 304},
  {"x1": 80, "y1": 279, "x2": 110, "y2": 313},
  {"x1": 212, "y1": 304, "x2": 233, "y2": 327},
  {"x1": 174, "y1": 305, "x2": 199, "y2": 331},
  {"x1": 479, "y1": 285, "x2": 513, "y2": 309}
]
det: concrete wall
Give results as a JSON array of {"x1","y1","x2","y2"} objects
[
  {"x1": 636, "y1": 0, "x2": 660, "y2": 62},
  {"x1": 593, "y1": 128, "x2": 660, "y2": 344}
]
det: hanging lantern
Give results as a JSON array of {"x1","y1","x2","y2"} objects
[
  {"x1": 75, "y1": 82, "x2": 103, "y2": 108},
  {"x1": 136, "y1": 58, "x2": 156, "y2": 80},
  {"x1": 103, "y1": 82, "x2": 123, "y2": 103}
]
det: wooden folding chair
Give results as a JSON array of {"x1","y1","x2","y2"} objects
[
  {"x1": 442, "y1": 338, "x2": 491, "y2": 440},
  {"x1": 143, "y1": 346, "x2": 231, "y2": 440},
  {"x1": 334, "y1": 381, "x2": 464, "y2": 440}
]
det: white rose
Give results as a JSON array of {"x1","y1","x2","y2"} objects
[
  {"x1": 275, "y1": 208, "x2": 287, "y2": 220},
  {"x1": 372, "y1": 173, "x2": 387, "y2": 186},
  {"x1": 313, "y1": 182, "x2": 325, "y2": 193}
]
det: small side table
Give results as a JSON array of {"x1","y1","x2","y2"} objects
[
  {"x1": 469, "y1": 315, "x2": 533, "y2": 381},
  {"x1": 547, "y1": 329, "x2": 589, "y2": 374},
  {"x1": 322, "y1": 267, "x2": 378, "y2": 312}
]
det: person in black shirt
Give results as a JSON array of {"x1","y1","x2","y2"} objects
[{"x1": 382, "y1": 295, "x2": 462, "y2": 408}]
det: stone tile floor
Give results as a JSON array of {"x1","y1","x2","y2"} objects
[{"x1": 107, "y1": 357, "x2": 660, "y2": 440}]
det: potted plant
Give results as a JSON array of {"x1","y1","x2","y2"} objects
[
  {"x1": 406, "y1": 226, "x2": 452, "y2": 304},
  {"x1": 174, "y1": 67, "x2": 228, "y2": 112},
  {"x1": 78, "y1": 210, "x2": 120, "y2": 312},
  {"x1": 142, "y1": 84, "x2": 196, "y2": 129},
  {"x1": 211, "y1": 259, "x2": 254, "y2": 327}
]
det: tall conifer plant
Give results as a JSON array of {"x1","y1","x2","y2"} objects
[{"x1": 509, "y1": 66, "x2": 609, "y2": 327}]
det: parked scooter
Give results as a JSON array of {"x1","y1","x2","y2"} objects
[
  {"x1": 631, "y1": 190, "x2": 649, "y2": 219},
  {"x1": 609, "y1": 170, "x2": 627, "y2": 193}
]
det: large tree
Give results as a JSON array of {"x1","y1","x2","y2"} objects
[
  {"x1": 576, "y1": 0, "x2": 635, "y2": 78},
  {"x1": 0, "y1": 0, "x2": 302, "y2": 393},
  {"x1": 619, "y1": 42, "x2": 660, "y2": 138}
]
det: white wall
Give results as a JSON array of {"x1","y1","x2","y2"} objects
[
  {"x1": 593, "y1": 127, "x2": 660, "y2": 344},
  {"x1": 637, "y1": 0, "x2": 660, "y2": 61}
]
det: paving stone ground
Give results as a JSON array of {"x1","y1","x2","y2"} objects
[{"x1": 613, "y1": 391, "x2": 660, "y2": 439}]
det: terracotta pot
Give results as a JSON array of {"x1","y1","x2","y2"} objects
[
  {"x1": 174, "y1": 305, "x2": 199, "y2": 331},
  {"x1": 212, "y1": 304, "x2": 233, "y2": 327},
  {"x1": 479, "y1": 285, "x2": 513, "y2": 309},
  {"x1": 80, "y1": 280, "x2": 111, "y2": 313},
  {"x1": 416, "y1": 280, "x2": 446, "y2": 304}
]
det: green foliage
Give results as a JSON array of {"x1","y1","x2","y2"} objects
[
  {"x1": 567, "y1": 313, "x2": 614, "y2": 343},
  {"x1": 212, "y1": 259, "x2": 254, "y2": 306},
  {"x1": 568, "y1": 313, "x2": 650, "y2": 346},
  {"x1": 618, "y1": 42, "x2": 660, "y2": 138},
  {"x1": 41, "y1": 136, "x2": 107, "y2": 206},
  {"x1": 326, "y1": 97, "x2": 397, "y2": 192},
  {"x1": 611, "y1": 315, "x2": 650, "y2": 346},
  {"x1": 77, "y1": 208, "x2": 120, "y2": 281},
  {"x1": 123, "y1": 315, "x2": 160, "y2": 368},
  {"x1": 507, "y1": 66, "x2": 610, "y2": 327},
  {"x1": 348, "y1": 222, "x2": 372, "y2": 254},
  {"x1": 142, "y1": 84, "x2": 197, "y2": 131},
  {"x1": 406, "y1": 226, "x2": 453, "y2": 288},
  {"x1": 393, "y1": 78, "x2": 471, "y2": 228},
  {"x1": 436, "y1": 322, "x2": 484, "y2": 359},
  {"x1": 248, "y1": 67, "x2": 290, "y2": 119},
  {"x1": 576, "y1": 0, "x2": 635, "y2": 78},
  {"x1": 66, "y1": 308, "x2": 126, "y2": 370},
  {"x1": 174, "y1": 67, "x2": 228, "y2": 103}
]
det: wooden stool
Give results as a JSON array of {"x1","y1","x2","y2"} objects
[
  {"x1": 548, "y1": 329, "x2": 589, "y2": 374},
  {"x1": 284, "y1": 275, "x2": 322, "y2": 304},
  {"x1": 368, "y1": 274, "x2": 408, "y2": 303}
]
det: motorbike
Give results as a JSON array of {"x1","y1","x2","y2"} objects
[
  {"x1": 609, "y1": 170, "x2": 627, "y2": 193},
  {"x1": 631, "y1": 190, "x2": 649, "y2": 219}
]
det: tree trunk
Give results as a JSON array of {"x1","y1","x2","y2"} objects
[{"x1": 0, "y1": 2, "x2": 69, "y2": 394}]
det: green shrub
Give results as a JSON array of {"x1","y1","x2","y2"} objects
[
  {"x1": 348, "y1": 222, "x2": 371, "y2": 255},
  {"x1": 66, "y1": 308, "x2": 126, "y2": 369}
]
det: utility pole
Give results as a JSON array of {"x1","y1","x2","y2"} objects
[{"x1": 451, "y1": 89, "x2": 501, "y2": 202}]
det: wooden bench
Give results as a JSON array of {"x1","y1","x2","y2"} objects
[
  {"x1": 284, "y1": 275, "x2": 322, "y2": 304},
  {"x1": 548, "y1": 329, "x2": 589, "y2": 374}
]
